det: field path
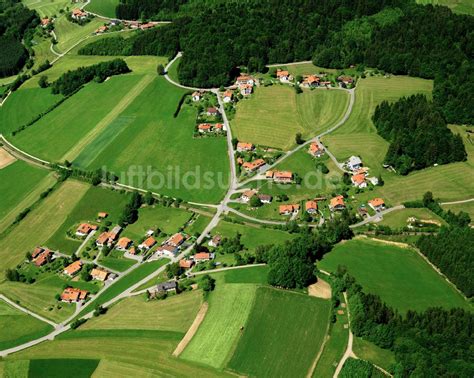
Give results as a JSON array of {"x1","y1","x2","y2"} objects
[
  {"x1": 440, "y1": 198, "x2": 474, "y2": 205},
  {"x1": 61, "y1": 74, "x2": 154, "y2": 163},
  {"x1": 172, "y1": 302, "x2": 209, "y2": 357},
  {"x1": 0, "y1": 294, "x2": 58, "y2": 328},
  {"x1": 333, "y1": 292, "x2": 356, "y2": 378}
]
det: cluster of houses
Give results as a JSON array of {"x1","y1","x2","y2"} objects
[
  {"x1": 71, "y1": 8, "x2": 88, "y2": 20},
  {"x1": 123, "y1": 20, "x2": 159, "y2": 30},
  {"x1": 31, "y1": 247, "x2": 53, "y2": 267},
  {"x1": 266, "y1": 170, "x2": 293, "y2": 184},
  {"x1": 345, "y1": 156, "x2": 379, "y2": 188},
  {"x1": 197, "y1": 123, "x2": 225, "y2": 134},
  {"x1": 240, "y1": 190, "x2": 273, "y2": 204},
  {"x1": 278, "y1": 199, "x2": 319, "y2": 216},
  {"x1": 240, "y1": 158, "x2": 266, "y2": 173},
  {"x1": 155, "y1": 233, "x2": 187, "y2": 258},
  {"x1": 234, "y1": 74, "x2": 255, "y2": 96}
]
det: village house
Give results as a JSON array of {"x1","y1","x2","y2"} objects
[
  {"x1": 95, "y1": 25, "x2": 108, "y2": 34},
  {"x1": 34, "y1": 250, "x2": 52, "y2": 267},
  {"x1": 279, "y1": 204, "x2": 300, "y2": 216},
  {"x1": 139, "y1": 237, "x2": 156, "y2": 251},
  {"x1": 61, "y1": 287, "x2": 88, "y2": 303},
  {"x1": 41, "y1": 18, "x2": 51, "y2": 27},
  {"x1": 214, "y1": 123, "x2": 224, "y2": 132},
  {"x1": 91, "y1": 268, "x2": 109, "y2": 282},
  {"x1": 198, "y1": 123, "x2": 212, "y2": 133},
  {"x1": 309, "y1": 142, "x2": 324, "y2": 157},
  {"x1": 192, "y1": 91, "x2": 202, "y2": 101},
  {"x1": 305, "y1": 200, "x2": 318, "y2": 214},
  {"x1": 156, "y1": 281, "x2": 177, "y2": 293},
  {"x1": 64, "y1": 260, "x2": 82, "y2": 277},
  {"x1": 71, "y1": 8, "x2": 87, "y2": 20},
  {"x1": 97, "y1": 212, "x2": 108, "y2": 220},
  {"x1": 268, "y1": 171, "x2": 293, "y2": 183},
  {"x1": 208, "y1": 235, "x2": 222, "y2": 248},
  {"x1": 329, "y1": 195, "x2": 346, "y2": 212},
  {"x1": 179, "y1": 259, "x2": 195, "y2": 269},
  {"x1": 96, "y1": 232, "x2": 110, "y2": 248},
  {"x1": 207, "y1": 107, "x2": 220, "y2": 117},
  {"x1": 351, "y1": 173, "x2": 367, "y2": 188},
  {"x1": 129, "y1": 246, "x2": 137, "y2": 255},
  {"x1": 194, "y1": 252, "x2": 214, "y2": 263},
  {"x1": 32, "y1": 247, "x2": 45, "y2": 260},
  {"x1": 358, "y1": 207, "x2": 369, "y2": 218},
  {"x1": 276, "y1": 69, "x2": 291, "y2": 82},
  {"x1": 108, "y1": 226, "x2": 122, "y2": 243},
  {"x1": 236, "y1": 142, "x2": 254, "y2": 152},
  {"x1": 303, "y1": 75, "x2": 320, "y2": 87},
  {"x1": 241, "y1": 190, "x2": 257, "y2": 203},
  {"x1": 156, "y1": 244, "x2": 177, "y2": 258},
  {"x1": 235, "y1": 74, "x2": 255, "y2": 86},
  {"x1": 258, "y1": 194, "x2": 273, "y2": 204},
  {"x1": 368, "y1": 198, "x2": 385, "y2": 212},
  {"x1": 116, "y1": 237, "x2": 132, "y2": 251},
  {"x1": 166, "y1": 233, "x2": 185, "y2": 248},
  {"x1": 242, "y1": 158, "x2": 266, "y2": 172},
  {"x1": 240, "y1": 84, "x2": 253, "y2": 96},
  {"x1": 337, "y1": 76, "x2": 354, "y2": 87},
  {"x1": 347, "y1": 156, "x2": 363, "y2": 171},
  {"x1": 223, "y1": 90, "x2": 234, "y2": 103},
  {"x1": 75, "y1": 223, "x2": 98, "y2": 237}
]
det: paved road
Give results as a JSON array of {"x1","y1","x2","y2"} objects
[
  {"x1": 440, "y1": 198, "x2": 474, "y2": 205},
  {"x1": 164, "y1": 53, "x2": 210, "y2": 91},
  {"x1": 350, "y1": 205, "x2": 405, "y2": 228},
  {"x1": 0, "y1": 295, "x2": 58, "y2": 328}
]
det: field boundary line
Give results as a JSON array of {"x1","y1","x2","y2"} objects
[
  {"x1": 61, "y1": 74, "x2": 154, "y2": 162},
  {"x1": 306, "y1": 301, "x2": 332, "y2": 378},
  {"x1": 172, "y1": 301, "x2": 209, "y2": 357},
  {"x1": 0, "y1": 294, "x2": 58, "y2": 327}
]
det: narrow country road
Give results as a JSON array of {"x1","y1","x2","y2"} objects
[
  {"x1": 333, "y1": 292, "x2": 356, "y2": 378},
  {"x1": 350, "y1": 205, "x2": 405, "y2": 228},
  {"x1": 0, "y1": 295, "x2": 58, "y2": 328},
  {"x1": 440, "y1": 198, "x2": 474, "y2": 205}
]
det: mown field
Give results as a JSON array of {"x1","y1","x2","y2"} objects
[
  {"x1": 0, "y1": 300, "x2": 53, "y2": 351},
  {"x1": 319, "y1": 238, "x2": 470, "y2": 313},
  {"x1": 416, "y1": 0, "x2": 474, "y2": 15},
  {"x1": 22, "y1": 0, "x2": 86, "y2": 18},
  {"x1": 0, "y1": 180, "x2": 89, "y2": 273},
  {"x1": 441, "y1": 201, "x2": 474, "y2": 222},
  {"x1": 378, "y1": 208, "x2": 446, "y2": 228},
  {"x1": 0, "y1": 160, "x2": 56, "y2": 233},
  {"x1": 84, "y1": 0, "x2": 119, "y2": 17},
  {"x1": 228, "y1": 287, "x2": 331, "y2": 378},
  {"x1": 232, "y1": 85, "x2": 349, "y2": 150},
  {"x1": 352, "y1": 337, "x2": 396, "y2": 372},
  {"x1": 53, "y1": 16, "x2": 105, "y2": 55}
]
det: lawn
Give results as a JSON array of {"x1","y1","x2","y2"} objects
[
  {"x1": 228, "y1": 287, "x2": 331, "y2": 378},
  {"x1": 378, "y1": 208, "x2": 446, "y2": 229},
  {"x1": 77, "y1": 259, "x2": 169, "y2": 317},
  {"x1": 97, "y1": 255, "x2": 137, "y2": 272},
  {"x1": 0, "y1": 87, "x2": 62, "y2": 136},
  {"x1": 416, "y1": 0, "x2": 474, "y2": 15},
  {"x1": 181, "y1": 283, "x2": 257, "y2": 369},
  {"x1": 0, "y1": 300, "x2": 53, "y2": 350},
  {"x1": 84, "y1": 0, "x2": 119, "y2": 17},
  {"x1": 46, "y1": 186, "x2": 129, "y2": 254},
  {"x1": 83, "y1": 290, "x2": 202, "y2": 332},
  {"x1": 122, "y1": 204, "x2": 194, "y2": 241},
  {"x1": 0, "y1": 161, "x2": 56, "y2": 233},
  {"x1": 84, "y1": 76, "x2": 230, "y2": 203},
  {"x1": 232, "y1": 85, "x2": 349, "y2": 150},
  {"x1": 0, "y1": 180, "x2": 89, "y2": 273},
  {"x1": 318, "y1": 238, "x2": 470, "y2": 313}
]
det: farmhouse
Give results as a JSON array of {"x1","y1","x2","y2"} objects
[
  {"x1": 34, "y1": 250, "x2": 52, "y2": 267},
  {"x1": 276, "y1": 69, "x2": 291, "y2": 82},
  {"x1": 198, "y1": 123, "x2": 212, "y2": 133},
  {"x1": 305, "y1": 201, "x2": 318, "y2": 214},
  {"x1": 279, "y1": 204, "x2": 300, "y2": 216},
  {"x1": 108, "y1": 226, "x2": 122, "y2": 242},
  {"x1": 64, "y1": 260, "x2": 82, "y2": 277},
  {"x1": 61, "y1": 287, "x2": 88, "y2": 303},
  {"x1": 156, "y1": 281, "x2": 178, "y2": 293},
  {"x1": 303, "y1": 75, "x2": 320, "y2": 87},
  {"x1": 96, "y1": 232, "x2": 110, "y2": 248},
  {"x1": 236, "y1": 74, "x2": 255, "y2": 86},
  {"x1": 240, "y1": 83, "x2": 253, "y2": 96},
  {"x1": 139, "y1": 237, "x2": 156, "y2": 251},
  {"x1": 223, "y1": 90, "x2": 234, "y2": 103},
  {"x1": 75, "y1": 223, "x2": 98, "y2": 237},
  {"x1": 167, "y1": 233, "x2": 185, "y2": 247},
  {"x1": 368, "y1": 198, "x2": 385, "y2": 211},
  {"x1": 91, "y1": 268, "x2": 109, "y2": 281},
  {"x1": 179, "y1": 259, "x2": 195, "y2": 269},
  {"x1": 71, "y1": 8, "x2": 87, "y2": 20},
  {"x1": 272, "y1": 171, "x2": 293, "y2": 183},
  {"x1": 41, "y1": 18, "x2": 51, "y2": 27},
  {"x1": 116, "y1": 237, "x2": 132, "y2": 251},
  {"x1": 309, "y1": 142, "x2": 324, "y2": 157},
  {"x1": 32, "y1": 247, "x2": 45, "y2": 259},
  {"x1": 242, "y1": 158, "x2": 266, "y2": 172},
  {"x1": 329, "y1": 195, "x2": 346, "y2": 211},
  {"x1": 258, "y1": 194, "x2": 273, "y2": 204},
  {"x1": 95, "y1": 25, "x2": 108, "y2": 34},
  {"x1": 351, "y1": 173, "x2": 367, "y2": 188},
  {"x1": 208, "y1": 235, "x2": 222, "y2": 247},
  {"x1": 156, "y1": 244, "x2": 177, "y2": 258},
  {"x1": 214, "y1": 123, "x2": 224, "y2": 131},
  {"x1": 236, "y1": 142, "x2": 254, "y2": 152},
  {"x1": 241, "y1": 190, "x2": 257, "y2": 203},
  {"x1": 192, "y1": 91, "x2": 202, "y2": 101},
  {"x1": 337, "y1": 76, "x2": 354, "y2": 87},
  {"x1": 347, "y1": 156, "x2": 362, "y2": 171},
  {"x1": 194, "y1": 252, "x2": 214, "y2": 262},
  {"x1": 207, "y1": 107, "x2": 220, "y2": 117}
]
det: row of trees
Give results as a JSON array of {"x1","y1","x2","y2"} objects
[
  {"x1": 51, "y1": 59, "x2": 131, "y2": 96},
  {"x1": 372, "y1": 95, "x2": 466, "y2": 174},
  {"x1": 335, "y1": 268, "x2": 474, "y2": 376}
]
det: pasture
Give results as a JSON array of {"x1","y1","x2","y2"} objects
[
  {"x1": 0, "y1": 299, "x2": 53, "y2": 350},
  {"x1": 0, "y1": 180, "x2": 89, "y2": 273},
  {"x1": 84, "y1": 0, "x2": 119, "y2": 17},
  {"x1": 0, "y1": 160, "x2": 55, "y2": 233},
  {"x1": 53, "y1": 16, "x2": 105, "y2": 55},
  {"x1": 22, "y1": 0, "x2": 86, "y2": 18},
  {"x1": 28, "y1": 358, "x2": 100, "y2": 378},
  {"x1": 318, "y1": 238, "x2": 470, "y2": 313},
  {"x1": 181, "y1": 283, "x2": 257, "y2": 369},
  {"x1": 46, "y1": 186, "x2": 129, "y2": 254},
  {"x1": 97, "y1": 256, "x2": 136, "y2": 272},
  {"x1": 378, "y1": 208, "x2": 446, "y2": 228},
  {"x1": 353, "y1": 337, "x2": 396, "y2": 372},
  {"x1": 228, "y1": 287, "x2": 331, "y2": 378},
  {"x1": 231, "y1": 85, "x2": 349, "y2": 150},
  {"x1": 442, "y1": 201, "x2": 474, "y2": 222},
  {"x1": 278, "y1": 62, "x2": 338, "y2": 77},
  {"x1": 83, "y1": 290, "x2": 202, "y2": 332}
]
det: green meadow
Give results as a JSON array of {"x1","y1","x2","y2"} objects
[
  {"x1": 53, "y1": 16, "x2": 105, "y2": 55},
  {"x1": 28, "y1": 358, "x2": 100, "y2": 378},
  {"x1": 378, "y1": 208, "x2": 446, "y2": 229},
  {"x1": 352, "y1": 337, "x2": 396, "y2": 372},
  {"x1": 97, "y1": 256, "x2": 136, "y2": 272},
  {"x1": 22, "y1": 0, "x2": 86, "y2": 18},
  {"x1": 232, "y1": 85, "x2": 349, "y2": 150},
  {"x1": 84, "y1": 0, "x2": 119, "y2": 17},
  {"x1": 442, "y1": 201, "x2": 474, "y2": 222},
  {"x1": 319, "y1": 238, "x2": 470, "y2": 313},
  {"x1": 228, "y1": 287, "x2": 331, "y2": 378},
  {"x1": 0, "y1": 161, "x2": 55, "y2": 233},
  {"x1": 0, "y1": 300, "x2": 53, "y2": 350},
  {"x1": 416, "y1": 0, "x2": 474, "y2": 15}
]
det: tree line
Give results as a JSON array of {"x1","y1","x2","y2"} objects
[{"x1": 372, "y1": 95, "x2": 466, "y2": 174}]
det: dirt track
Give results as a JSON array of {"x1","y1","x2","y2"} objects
[
  {"x1": 0, "y1": 148, "x2": 16, "y2": 169},
  {"x1": 308, "y1": 278, "x2": 332, "y2": 299}
]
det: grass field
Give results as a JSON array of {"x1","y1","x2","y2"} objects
[
  {"x1": 221, "y1": 266, "x2": 269, "y2": 284},
  {"x1": 416, "y1": 0, "x2": 474, "y2": 15},
  {"x1": 83, "y1": 290, "x2": 202, "y2": 332},
  {"x1": 167, "y1": 55, "x2": 181, "y2": 84},
  {"x1": 0, "y1": 161, "x2": 56, "y2": 232},
  {"x1": 28, "y1": 358, "x2": 100, "y2": 378},
  {"x1": 232, "y1": 85, "x2": 349, "y2": 150},
  {"x1": 442, "y1": 201, "x2": 474, "y2": 223},
  {"x1": 22, "y1": 0, "x2": 86, "y2": 17},
  {"x1": 319, "y1": 238, "x2": 470, "y2": 313},
  {"x1": 84, "y1": 0, "x2": 119, "y2": 17},
  {"x1": 0, "y1": 87, "x2": 62, "y2": 136},
  {"x1": 279, "y1": 62, "x2": 338, "y2": 77},
  {"x1": 181, "y1": 283, "x2": 257, "y2": 368},
  {"x1": 83, "y1": 77, "x2": 229, "y2": 203},
  {"x1": 0, "y1": 300, "x2": 53, "y2": 350},
  {"x1": 228, "y1": 287, "x2": 331, "y2": 377},
  {"x1": 184, "y1": 214, "x2": 212, "y2": 236},
  {"x1": 378, "y1": 208, "x2": 446, "y2": 228},
  {"x1": 0, "y1": 180, "x2": 89, "y2": 273},
  {"x1": 353, "y1": 337, "x2": 396, "y2": 372},
  {"x1": 46, "y1": 186, "x2": 129, "y2": 254},
  {"x1": 53, "y1": 16, "x2": 105, "y2": 54}
]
